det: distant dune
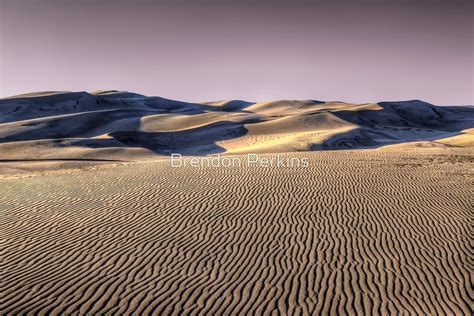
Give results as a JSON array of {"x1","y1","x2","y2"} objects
[{"x1": 0, "y1": 91, "x2": 472, "y2": 168}]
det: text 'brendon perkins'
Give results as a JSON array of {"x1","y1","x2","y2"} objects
[{"x1": 171, "y1": 153, "x2": 309, "y2": 168}]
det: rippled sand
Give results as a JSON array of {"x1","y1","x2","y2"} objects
[{"x1": 1, "y1": 150, "x2": 472, "y2": 315}]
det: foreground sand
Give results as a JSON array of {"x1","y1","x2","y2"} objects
[{"x1": 1, "y1": 149, "x2": 473, "y2": 315}]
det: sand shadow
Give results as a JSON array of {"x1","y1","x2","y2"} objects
[
  {"x1": 311, "y1": 101, "x2": 474, "y2": 150},
  {"x1": 70, "y1": 119, "x2": 260, "y2": 155},
  {"x1": 0, "y1": 92, "x2": 257, "y2": 124}
]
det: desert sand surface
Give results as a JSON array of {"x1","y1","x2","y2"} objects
[
  {"x1": 1, "y1": 92, "x2": 473, "y2": 315},
  {"x1": 1, "y1": 150, "x2": 473, "y2": 315}
]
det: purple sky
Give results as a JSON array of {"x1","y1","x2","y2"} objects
[{"x1": 1, "y1": 0, "x2": 473, "y2": 104}]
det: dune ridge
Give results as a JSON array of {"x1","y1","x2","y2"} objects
[{"x1": 0, "y1": 91, "x2": 472, "y2": 167}]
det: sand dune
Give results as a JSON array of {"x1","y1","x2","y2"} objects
[
  {"x1": 0, "y1": 91, "x2": 472, "y2": 168},
  {"x1": 1, "y1": 150, "x2": 472, "y2": 314},
  {"x1": 1, "y1": 92, "x2": 473, "y2": 314}
]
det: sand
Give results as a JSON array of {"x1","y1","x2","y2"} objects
[
  {"x1": 1, "y1": 150, "x2": 473, "y2": 315},
  {"x1": 1, "y1": 92, "x2": 473, "y2": 314},
  {"x1": 1, "y1": 92, "x2": 473, "y2": 170}
]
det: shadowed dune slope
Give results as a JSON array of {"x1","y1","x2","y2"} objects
[
  {"x1": 0, "y1": 91, "x2": 473, "y2": 161},
  {"x1": 1, "y1": 151, "x2": 472, "y2": 314}
]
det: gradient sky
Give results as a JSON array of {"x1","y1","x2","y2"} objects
[{"x1": 1, "y1": 0, "x2": 473, "y2": 104}]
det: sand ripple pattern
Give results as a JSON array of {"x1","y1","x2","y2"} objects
[{"x1": 1, "y1": 151, "x2": 473, "y2": 315}]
